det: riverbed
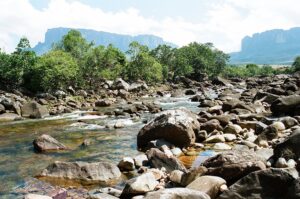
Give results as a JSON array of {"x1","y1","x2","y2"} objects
[{"x1": 0, "y1": 95, "x2": 200, "y2": 198}]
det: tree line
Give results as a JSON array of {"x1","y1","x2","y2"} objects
[{"x1": 0, "y1": 29, "x2": 299, "y2": 93}]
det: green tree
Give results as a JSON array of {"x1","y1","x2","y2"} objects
[
  {"x1": 246, "y1": 64, "x2": 259, "y2": 76},
  {"x1": 125, "y1": 42, "x2": 163, "y2": 83},
  {"x1": 54, "y1": 30, "x2": 93, "y2": 60},
  {"x1": 293, "y1": 56, "x2": 300, "y2": 71},
  {"x1": 27, "y1": 50, "x2": 79, "y2": 91},
  {"x1": 82, "y1": 44, "x2": 126, "y2": 86}
]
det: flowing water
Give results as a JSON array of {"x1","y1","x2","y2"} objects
[{"x1": 0, "y1": 95, "x2": 200, "y2": 198}]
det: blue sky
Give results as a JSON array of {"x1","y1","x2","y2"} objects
[{"x1": 1, "y1": 0, "x2": 300, "y2": 52}]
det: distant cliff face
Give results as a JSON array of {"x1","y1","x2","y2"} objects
[
  {"x1": 33, "y1": 27, "x2": 176, "y2": 55},
  {"x1": 230, "y1": 27, "x2": 300, "y2": 64}
]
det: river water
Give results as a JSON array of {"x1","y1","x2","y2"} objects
[{"x1": 0, "y1": 95, "x2": 201, "y2": 198}]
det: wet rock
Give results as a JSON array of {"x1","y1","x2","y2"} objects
[
  {"x1": 146, "y1": 148, "x2": 187, "y2": 172},
  {"x1": 114, "y1": 120, "x2": 125, "y2": 129},
  {"x1": 273, "y1": 129, "x2": 300, "y2": 160},
  {"x1": 0, "y1": 104, "x2": 5, "y2": 113},
  {"x1": 137, "y1": 109, "x2": 199, "y2": 150},
  {"x1": 33, "y1": 134, "x2": 67, "y2": 152},
  {"x1": 0, "y1": 113, "x2": 22, "y2": 121},
  {"x1": 134, "y1": 154, "x2": 148, "y2": 168},
  {"x1": 95, "y1": 99, "x2": 115, "y2": 107},
  {"x1": 187, "y1": 176, "x2": 226, "y2": 199},
  {"x1": 142, "y1": 188, "x2": 210, "y2": 199},
  {"x1": 39, "y1": 161, "x2": 121, "y2": 184},
  {"x1": 21, "y1": 101, "x2": 49, "y2": 119},
  {"x1": 120, "y1": 172, "x2": 158, "y2": 197},
  {"x1": 203, "y1": 150, "x2": 266, "y2": 183},
  {"x1": 217, "y1": 169, "x2": 296, "y2": 199},
  {"x1": 271, "y1": 95, "x2": 300, "y2": 116},
  {"x1": 118, "y1": 157, "x2": 135, "y2": 171}
]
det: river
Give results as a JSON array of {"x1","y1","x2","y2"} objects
[{"x1": 0, "y1": 95, "x2": 201, "y2": 198}]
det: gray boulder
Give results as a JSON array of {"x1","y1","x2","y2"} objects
[
  {"x1": 271, "y1": 95, "x2": 300, "y2": 116},
  {"x1": 203, "y1": 150, "x2": 266, "y2": 183},
  {"x1": 217, "y1": 169, "x2": 296, "y2": 199},
  {"x1": 39, "y1": 161, "x2": 121, "y2": 184},
  {"x1": 114, "y1": 78, "x2": 130, "y2": 91},
  {"x1": 137, "y1": 109, "x2": 200, "y2": 150},
  {"x1": 21, "y1": 101, "x2": 49, "y2": 119},
  {"x1": 33, "y1": 134, "x2": 67, "y2": 152},
  {"x1": 273, "y1": 129, "x2": 300, "y2": 160},
  {"x1": 120, "y1": 172, "x2": 158, "y2": 197},
  {"x1": 146, "y1": 148, "x2": 186, "y2": 172}
]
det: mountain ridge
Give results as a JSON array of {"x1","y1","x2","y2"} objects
[
  {"x1": 33, "y1": 27, "x2": 176, "y2": 55},
  {"x1": 230, "y1": 27, "x2": 300, "y2": 65}
]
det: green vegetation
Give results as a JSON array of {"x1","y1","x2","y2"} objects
[{"x1": 0, "y1": 29, "x2": 293, "y2": 92}]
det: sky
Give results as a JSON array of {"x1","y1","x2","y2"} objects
[{"x1": 0, "y1": 0, "x2": 300, "y2": 53}]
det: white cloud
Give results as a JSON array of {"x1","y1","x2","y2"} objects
[{"x1": 1, "y1": 0, "x2": 300, "y2": 53}]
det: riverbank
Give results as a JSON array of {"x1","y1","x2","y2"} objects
[{"x1": 2, "y1": 74, "x2": 300, "y2": 198}]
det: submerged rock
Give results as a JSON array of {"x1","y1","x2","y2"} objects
[
  {"x1": 33, "y1": 134, "x2": 67, "y2": 152},
  {"x1": 39, "y1": 161, "x2": 121, "y2": 184},
  {"x1": 137, "y1": 109, "x2": 200, "y2": 150}
]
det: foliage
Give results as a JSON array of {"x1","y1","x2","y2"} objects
[
  {"x1": 173, "y1": 42, "x2": 229, "y2": 80},
  {"x1": 0, "y1": 37, "x2": 37, "y2": 89},
  {"x1": 222, "y1": 64, "x2": 279, "y2": 78},
  {"x1": 54, "y1": 30, "x2": 93, "y2": 60},
  {"x1": 26, "y1": 50, "x2": 79, "y2": 92},
  {"x1": 124, "y1": 42, "x2": 163, "y2": 83},
  {"x1": 82, "y1": 44, "x2": 126, "y2": 86},
  {"x1": 292, "y1": 56, "x2": 300, "y2": 71}
]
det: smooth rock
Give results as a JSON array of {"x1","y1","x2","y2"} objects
[
  {"x1": 137, "y1": 109, "x2": 200, "y2": 150},
  {"x1": 146, "y1": 148, "x2": 186, "y2": 172},
  {"x1": 121, "y1": 172, "x2": 158, "y2": 197},
  {"x1": 118, "y1": 157, "x2": 135, "y2": 171},
  {"x1": 213, "y1": 143, "x2": 232, "y2": 150},
  {"x1": 205, "y1": 135, "x2": 225, "y2": 143},
  {"x1": 223, "y1": 124, "x2": 242, "y2": 135},
  {"x1": 203, "y1": 150, "x2": 266, "y2": 183},
  {"x1": 170, "y1": 170, "x2": 184, "y2": 184},
  {"x1": 39, "y1": 161, "x2": 121, "y2": 184},
  {"x1": 134, "y1": 154, "x2": 148, "y2": 168},
  {"x1": 187, "y1": 175, "x2": 226, "y2": 199},
  {"x1": 275, "y1": 158, "x2": 288, "y2": 168},
  {"x1": 24, "y1": 194, "x2": 52, "y2": 199},
  {"x1": 33, "y1": 134, "x2": 67, "y2": 152},
  {"x1": 21, "y1": 101, "x2": 49, "y2": 119}
]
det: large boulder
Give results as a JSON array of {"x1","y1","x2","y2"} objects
[
  {"x1": 39, "y1": 161, "x2": 121, "y2": 184},
  {"x1": 273, "y1": 129, "x2": 300, "y2": 160},
  {"x1": 271, "y1": 95, "x2": 300, "y2": 116},
  {"x1": 142, "y1": 188, "x2": 210, "y2": 199},
  {"x1": 187, "y1": 176, "x2": 226, "y2": 199},
  {"x1": 203, "y1": 150, "x2": 266, "y2": 183},
  {"x1": 217, "y1": 169, "x2": 296, "y2": 199},
  {"x1": 137, "y1": 109, "x2": 200, "y2": 150},
  {"x1": 146, "y1": 148, "x2": 186, "y2": 172},
  {"x1": 114, "y1": 78, "x2": 130, "y2": 91},
  {"x1": 120, "y1": 172, "x2": 158, "y2": 197},
  {"x1": 33, "y1": 134, "x2": 67, "y2": 152},
  {"x1": 21, "y1": 101, "x2": 49, "y2": 119}
]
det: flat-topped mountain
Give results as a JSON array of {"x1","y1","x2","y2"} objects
[
  {"x1": 32, "y1": 27, "x2": 176, "y2": 55},
  {"x1": 230, "y1": 27, "x2": 300, "y2": 64}
]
